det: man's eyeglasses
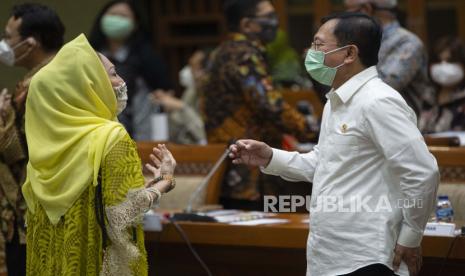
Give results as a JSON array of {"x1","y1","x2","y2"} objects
[{"x1": 310, "y1": 41, "x2": 339, "y2": 51}]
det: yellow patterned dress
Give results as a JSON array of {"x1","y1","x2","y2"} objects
[{"x1": 25, "y1": 134, "x2": 150, "y2": 275}]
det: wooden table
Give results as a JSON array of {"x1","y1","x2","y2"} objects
[{"x1": 145, "y1": 213, "x2": 465, "y2": 276}]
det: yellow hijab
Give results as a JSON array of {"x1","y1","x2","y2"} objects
[{"x1": 22, "y1": 34, "x2": 127, "y2": 225}]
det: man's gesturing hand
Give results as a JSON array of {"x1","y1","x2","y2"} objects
[{"x1": 228, "y1": 139, "x2": 273, "y2": 167}]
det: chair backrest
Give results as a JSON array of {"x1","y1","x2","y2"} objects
[
  {"x1": 137, "y1": 142, "x2": 227, "y2": 210},
  {"x1": 281, "y1": 89, "x2": 323, "y2": 118},
  {"x1": 429, "y1": 146, "x2": 465, "y2": 183},
  {"x1": 429, "y1": 146, "x2": 465, "y2": 223},
  {"x1": 425, "y1": 136, "x2": 461, "y2": 147}
]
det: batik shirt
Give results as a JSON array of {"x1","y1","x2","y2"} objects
[
  {"x1": 201, "y1": 33, "x2": 314, "y2": 200},
  {"x1": 378, "y1": 21, "x2": 436, "y2": 116},
  {"x1": 0, "y1": 56, "x2": 52, "y2": 274}
]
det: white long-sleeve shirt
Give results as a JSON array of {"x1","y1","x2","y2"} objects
[{"x1": 262, "y1": 66, "x2": 439, "y2": 276}]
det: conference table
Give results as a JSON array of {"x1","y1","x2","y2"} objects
[{"x1": 144, "y1": 213, "x2": 465, "y2": 276}]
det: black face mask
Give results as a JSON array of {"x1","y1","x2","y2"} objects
[{"x1": 253, "y1": 16, "x2": 279, "y2": 44}]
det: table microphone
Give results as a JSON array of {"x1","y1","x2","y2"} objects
[{"x1": 170, "y1": 148, "x2": 231, "y2": 222}]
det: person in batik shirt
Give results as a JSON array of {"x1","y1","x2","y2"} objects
[{"x1": 201, "y1": 0, "x2": 315, "y2": 209}]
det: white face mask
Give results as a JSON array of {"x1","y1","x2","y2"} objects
[
  {"x1": 179, "y1": 65, "x2": 195, "y2": 89},
  {"x1": 0, "y1": 39, "x2": 15, "y2": 66},
  {"x1": 113, "y1": 82, "x2": 128, "y2": 115},
  {"x1": 430, "y1": 61, "x2": 464, "y2": 87},
  {"x1": 0, "y1": 39, "x2": 32, "y2": 66}
]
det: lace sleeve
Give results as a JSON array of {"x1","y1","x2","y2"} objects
[{"x1": 99, "y1": 134, "x2": 160, "y2": 276}]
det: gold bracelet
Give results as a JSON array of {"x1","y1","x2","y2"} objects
[
  {"x1": 162, "y1": 174, "x2": 174, "y2": 182},
  {"x1": 150, "y1": 175, "x2": 176, "y2": 192},
  {"x1": 153, "y1": 174, "x2": 174, "y2": 183},
  {"x1": 152, "y1": 176, "x2": 163, "y2": 184}
]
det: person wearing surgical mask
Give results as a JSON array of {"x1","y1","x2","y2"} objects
[
  {"x1": 150, "y1": 50, "x2": 208, "y2": 144},
  {"x1": 202, "y1": 0, "x2": 315, "y2": 210},
  {"x1": 230, "y1": 12, "x2": 438, "y2": 276},
  {"x1": 419, "y1": 37, "x2": 465, "y2": 133},
  {"x1": 345, "y1": 0, "x2": 436, "y2": 117},
  {"x1": 0, "y1": 4, "x2": 64, "y2": 276},
  {"x1": 23, "y1": 34, "x2": 177, "y2": 275},
  {"x1": 89, "y1": 0, "x2": 172, "y2": 139}
]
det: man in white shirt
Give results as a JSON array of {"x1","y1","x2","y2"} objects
[{"x1": 229, "y1": 12, "x2": 439, "y2": 276}]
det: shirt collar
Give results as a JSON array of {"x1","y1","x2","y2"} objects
[
  {"x1": 326, "y1": 66, "x2": 378, "y2": 104},
  {"x1": 230, "y1": 32, "x2": 266, "y2": 53}
]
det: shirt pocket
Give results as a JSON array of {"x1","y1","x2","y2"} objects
[
  {"x1": 332, "y1": 133, "x2": 358, "y2": 145},
  {"x1": 326, "y1": 133, "x2": 360, "y2": 170}
]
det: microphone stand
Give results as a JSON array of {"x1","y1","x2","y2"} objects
[{"x1": 171, "y1": 148, "x2": 231, "y2": 222}]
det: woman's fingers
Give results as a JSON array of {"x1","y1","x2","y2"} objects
[
  {"x1": 151, "y1": 146, "x2": 165, "y2": 167},
  {"x1": 158, "y1": 144, "x2": 170, "y2": 161},
  {"x1": 150, "y1": 154, "x2": 161, "y2": 167},
  {"x1": 159, "y1": 144, "x2": 168, "y2": 159},
  {"x1": 160, "y1": 144, "x2": 175, "y2": 165},
  {"x1": 152, "y1": 146, "x2": 163, "y2": 160},
  {"x1": 157, "y1": 144, "x2": 176, "y2": 174},
  {"x1": 165, "y1": 148, "x2": 176, "y2": 166},
  {"x1": 160, "y1": 144, "x2": 168, "y2": 154},
  {"x1": 145, "y1": 163, "x2": 158, "y2": 174}
]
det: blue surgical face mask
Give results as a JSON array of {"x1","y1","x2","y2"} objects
[{"x1": 304, "y1": 45, "x2": 350, "y2": 86}]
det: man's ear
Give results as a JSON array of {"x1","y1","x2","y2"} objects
[
  {"x1": 345, "y1": 45, "x2": 359, "y2": 64},
  {"x1": 26, "y1": 37, "x2": 37, "y2": 48}
]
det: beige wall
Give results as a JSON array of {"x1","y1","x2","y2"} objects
[{"x1": 0, "y1": 0, "x2": 112, "y2": 91}]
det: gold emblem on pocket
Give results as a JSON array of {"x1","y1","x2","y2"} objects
[{"x1": 341, "y1": 124, "x2": 348, "y2": 133}]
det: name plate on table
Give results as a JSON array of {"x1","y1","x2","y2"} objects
[{"x1": 424, "y1": 222, "x2": 456, "y2": 237}]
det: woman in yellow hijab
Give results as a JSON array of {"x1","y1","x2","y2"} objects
[{"x1": 22, "y1": 34, "x2": 176, "y2": 275}]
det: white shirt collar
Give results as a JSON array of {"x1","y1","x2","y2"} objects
[{"x1": 326, "y1": 66, "x2": 378, "y2": 104}]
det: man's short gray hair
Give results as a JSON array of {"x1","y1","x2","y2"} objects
[{"x1": 371, "y1": 0, "x2": 397, "y2": 8}]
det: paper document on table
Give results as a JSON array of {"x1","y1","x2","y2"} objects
[
  {"x1": 205, "y1": 209, "x2": 242, "y2": 217},
  {"x1": 230, "y1": 218, "x2": 290, "y2": 226},
  {"x1": 211, "y1": 211, "x2": 275, "y2": 223}
]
